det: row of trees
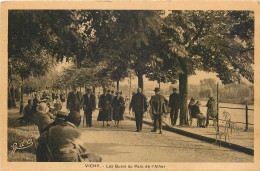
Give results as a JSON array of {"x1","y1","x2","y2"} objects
[{"x1": 9, "y1": 10, "x2": 254, "y2": 125}]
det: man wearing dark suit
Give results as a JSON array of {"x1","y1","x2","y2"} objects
[
  {"x1": 169, "y1": 88, "x2": 180, "y2": 126},
  {"x1": 66, "y1": 85, "x2": 84, "y2": 113},
  {"x1": 129, "y1": 88, "x2": 147, "y2": 132},
  {"x1": 83, "y1": 87, "x2": 96, "y2": 127},
  {"x1": 150, "y1": 88, "x2": 168, "y2": 134}
]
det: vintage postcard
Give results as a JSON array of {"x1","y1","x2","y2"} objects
[{"x1": 1, "y1": 0, "x2": 260, "y2": 170}]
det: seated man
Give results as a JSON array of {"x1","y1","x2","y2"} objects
[
  {"x1": 18, "y1": 100, "x2": 33, "y2": 123},
  {"x1": 36, "y1": 111, "x2": 102, "y2": 162},
  {"x1": 35, "y1": 102, "x2": 54, "y2": 134},
  {"x1": 191, "y1": 101, "x2": 206, "y2": 128},
  {"x1": 188, "y1": 98, "x2": 196, "y2": 126}
]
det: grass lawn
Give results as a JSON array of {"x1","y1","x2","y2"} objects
[{"x1": 8, "y1": 103, "x2": 39, "y2": 162}]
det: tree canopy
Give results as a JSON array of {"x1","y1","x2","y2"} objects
[{"x1": 8, "y1": 10, "x2": 254, "y2": 118}]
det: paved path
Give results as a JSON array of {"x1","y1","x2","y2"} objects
[
  {"x1": 140, "y1": 112, "x2": 254, "y2": 150},
  {"x1": 78, "y1": 110, "x2": 253, "y2": 162}
]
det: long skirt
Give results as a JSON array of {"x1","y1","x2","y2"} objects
[
  {"x1": 113, "y1": 106, "x2": 124, "y2": 121},
  {"x1": 97, "y1": 109, "x2": 112, "y2": 121}
]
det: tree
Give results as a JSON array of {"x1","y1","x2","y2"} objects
[
  {"x1": 8, "y1": 10, "x2": 79, "y2": 112},
  {"x1": 114, "y1": 11, "x2": 163, "y2": 91},
  {"x1": 161, "y1": 11, "x2": 254, "y2": 125}
]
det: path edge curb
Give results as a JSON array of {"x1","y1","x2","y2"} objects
[{"x1": 126, "y1": 116, "x2": 254, "y2": 156}]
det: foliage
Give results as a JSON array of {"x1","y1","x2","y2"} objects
[{"x1": 161, "y1": 11, "x2": 254, "y2": 84}]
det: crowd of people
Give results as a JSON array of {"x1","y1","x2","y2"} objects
[
  {"x1": 18, "y1": 84, "x2": 216, "y2": 162},
  {"x1": 19, "y1": 86, "x2": 102, "y2": 162}
]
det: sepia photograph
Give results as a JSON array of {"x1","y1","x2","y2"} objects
[{"x1": 1, "y1": 1, "x2": 259, "y2": 170}]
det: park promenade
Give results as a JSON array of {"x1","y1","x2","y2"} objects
[{"x1": 126, "y1": 112, "x2": 254, "y2": 155}]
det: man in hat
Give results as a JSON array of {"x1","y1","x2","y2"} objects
[
  {"x1": 129, "y1": 88, "x2": 147, "y2": 132},
  {"x1": 35, "y1": 102, "x2": 54, "y2": 134},
  {"x1": 60, "y1": 91, "x2": 66, "y2": 103},
  {"x1": 97, "y1": 88, "x2": 112, "y2": 127},
  {"x1": 188, "y1": 97, "x2": 196, "y2": 126},
  {"x1": 18, "y1": 99, "x2": 33, "y2": 123},
  {"x1": 37, "y1": 111, "x2": 102, "y2": 162},
  {"x1": 191, "y1": 101, "x2": 206, "y2": 128},
  {"x1": 169, "y1": 88, "x2": 180, "y2": 126},
  {"x1": 206, "y1": 95, "x2": 216, "y2": 127},
  {"x1": 67, "y1": 85, "x2": 84, "y2": 113},
  {"x1": 111, "y1": 90, "x2": 115, "y2": 99},
  {"x1": 36, "y1": 111, "x2": 69, "y2": 162},
  {"x1": 150, "y1": 88, "x2": 168, "y2": 134},
  {"x1": 83, "y1": 87, "x2": 96, "y2": 127}
]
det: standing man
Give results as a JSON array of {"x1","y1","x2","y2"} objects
[
  {"x1": 83, "y1": 87, "x2": 96, "y2": 127},
  {"x1": 129, "y1": 88, "x2": 147, "y2": 132},
  {"x1": 60, "y1": 91, "x2": 66, "y2": 103},
  {"x1": 97, "y1": 88, "x2": 112, "y2": 127},
  {"x1": 206, "y1": 95, "x2": 216, "y2": 127},
  {"x1": 67, "y1": 85, "x2": 84, "y2": 115},
  {"x1": 150, "y1": 88, "x2": 168, "y2": 134},
  {"x1": 169, "y1": 88, "x2": 180, "y2": 126}
]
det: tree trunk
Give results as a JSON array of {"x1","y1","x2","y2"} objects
[
  {"x1": 19, "y1": 78, "x2": 24, "y2": 114},
  {"x1": 117, "y1": 80, "x2": 120, "y2": 91},
  {"x1": 93, "y1": 87, "x2": 96, "y2": 95},
  {"x1": 158, "y1": 81, "x2": 161, "y2": 89},
  {"x1": 137, "y1": 74, "x2": 144, "y2": 91},
  {"x1": 10, "y1": 87, "x2": 16, "y2": 108},
  {"x1": 179, "y1": 73, "x2": 188, "y2": 125}
]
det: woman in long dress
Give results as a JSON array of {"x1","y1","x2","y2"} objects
[
  {"x1": 97, "y1": 88, "x2": 112, "y2": 127},
  {"x1": 112, "y1": 91, "x2": 125, "y2": 127}
]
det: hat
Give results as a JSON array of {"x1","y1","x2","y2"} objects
[
  {"x1": 172, "y1": 88, "x2": 177, "y2": 91},
  {"x1": 56, "y1": 111, "x2": 69, "y2": 120},
  {"x1": 154, "y1": 88, "x2": 160, "y2": 92},
  {"x1": 37, "y1": 103, "x2": 48, "y2": 112},
  {"x1": 189, "y1": 98, "x2": 196, "y2": 105},
  {"x1": 196, "y1": 101, "x2": 201, "y2": 105}
]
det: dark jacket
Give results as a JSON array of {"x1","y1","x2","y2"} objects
[
  {"x1": 83, "y1": 93, "x2": 96, "y2": 111},
  {"x1": 129, "y1": 92, "x2": 147, "y2": 113},
  {"x1": 191, "y1": 104, "x2": 200, "y2": 117},
  {"x1": 24, "y1": 103, "x2": 33, "y2": 121},
  {"x1": 67, "y1": 91, "x2": 83, "y2": 112},
  {"x1": 206, "y1": 98, "x2": 216, "y2": 118},
  {"x1": 98, "y1": 94, "x2": 112, "y2": 110},
  {"x1": 150, "y1": 94, "x2": 168, "y2": 115},
  {"x1": 97, "y1": 93, "x2": 112, "y2": 121},
  {"x1": 169, "y1": 92, "x2": 180, "y2": 110}
]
